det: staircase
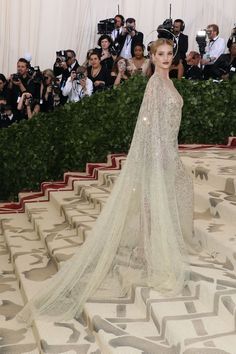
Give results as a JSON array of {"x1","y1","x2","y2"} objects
[{"x1": 0, "y1": 147, "x2": 236, "y2": 354}]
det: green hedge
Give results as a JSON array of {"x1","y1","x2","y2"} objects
[{"x1": 0, "y1": 75, "x2": 235, "y2": 201}]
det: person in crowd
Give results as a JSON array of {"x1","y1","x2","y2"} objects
[
  {"x1": 17, "y1": 92, "x2": 40, "y2": 120},
  {"x1": 62, "y1": 67, "x2": 93, "y2": 102},
  {"x1": 111, "y1": 14, "x2": 125, "y2": 42},
  {"x1": 128, "y1": 43, "x2": 151, "y2": 77},
  {"x1": 40, "y1": 69, "x2": 57, "y2": 112},
  {"x1": 169, "y1": 54, "x2": 184, "y2": 79},
  {"x1": 97, "y1": 35, "x2": 115, "y2": 73},
  {"x1": 117, "y1": 17, "x2": 144, "y2": 59},
  {"x1": 82, "y1": 49, "x2": 94, "y2": 68},
  {"x1": 8, "y1": 58, "x2": 36, "y2": 116},
  {"x1": 201, "y1": 24, "x2": 225, "y2": 79},
  {"x1": 0, "y1": 74, "x2": 9, "y2": 101},
  {"x1": 0, "y1": 104, "x2": 17, "y2": 128},
  {"x1": 173, "y1": 19, "x2": 188, "y2": 61},
  {"x1": 87, "y1": 51, "x2": 111, "y2": 93},
  {"x1": 146, "y1": 41, "x2": 155, "y2": 75},
  {"x1": 211, "y1": 42, "x2": 236, "y2": 80},
  {"x1": 184, "y1": 51, "x2": 203, "y2": 80},
  {"x1": 227, "y1": 26, "x2": 236, "y2": 49},
  {"x1": 53, "y1": 49, "x2": 80, "y2": 103},
  {"x1": 111, "y1": 56, "x2": 131, "y2": 87}
]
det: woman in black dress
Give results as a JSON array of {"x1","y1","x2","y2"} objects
[{"x1": 87, "y1": 51, "x2": 111, "y2": 93}]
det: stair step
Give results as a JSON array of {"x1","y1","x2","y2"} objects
[{"x1": 194, "y1": 182, "x2": 236, "y2": 225}]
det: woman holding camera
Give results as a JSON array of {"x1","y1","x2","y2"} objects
[
  {"x1": 111, "y1": 56, "x2": 131, "y2": 87},
  {"x1": 40, "y1": 69, "x2": 57, "y2": 112},
  {"x1": 17, "y1": 92, "x2": 40, "y2": 120}
]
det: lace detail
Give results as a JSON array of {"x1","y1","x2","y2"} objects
[{"x1": 17, "y1": 73, "x2": 200, "y2": 325}]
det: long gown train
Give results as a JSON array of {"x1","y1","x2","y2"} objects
[{"x1": 17, "y1": 73, "x2": 200, "y2": 325}]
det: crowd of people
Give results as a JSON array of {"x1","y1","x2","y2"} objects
[{"x1": 0, "y1": 15, "x2": 236, "y2": 128}]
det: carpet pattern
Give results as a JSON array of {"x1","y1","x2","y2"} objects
[{"x1": 0, "y1": 148, "x2": 236, "y2": 353}]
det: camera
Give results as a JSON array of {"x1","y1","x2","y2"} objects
[
  {"x1": 126, "y1": 25, "x2": 135, "y2": 33},
  {"x1": 32, "y1": 66, "x2": 43, "y2": 84},
  {"x1": 12, "y1": 73, "x2": 20, "y2": 82},
  {"x1": 196, "y1": 30, "x2": 207, "y2": 57},
  {"x1": 97, "y1": 18, "x2": 115, "y2": 34},
  {"x1": 109, "y1": 42, "x2": 120, "y2": 56},
  {"x1": 56, "y1": 50, "x2": 68, "y2": 63},
  {"x1": 157, "y1": 18, "x2": 174, "y2": 39},
  {"x1": 51, "y1": 82, "x2": 61, "y2": 95},
  {"x1": 77, "y1": 72, "x2": 85, "y2": 81},
  {"x1": 232, "y1": 24, "x2": 236, "y2": 38}
]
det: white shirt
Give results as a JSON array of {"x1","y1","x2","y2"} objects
[
  {"x1": 111, "y1": 27, "x2": 123, "y2": 42},
  {"x1": 62, "y1": 77, "x2": 93, "y2": 102},
  {"x1": 120, "y1": 34, "x2": 132, "y2": 59},
  {"x1": 204, "y1": 36, "x2": 225, "y2": 64}
]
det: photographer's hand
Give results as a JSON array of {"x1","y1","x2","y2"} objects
[
  {"x1": 130, "y1": 30, "x2": 136, "y2": 37},
  {"x1": 94, "y1": 80, "x2": 105, "y2": 87},
  {"x1": 71, "y1": 71, "x2": 77, "y2": 81},
  {"x1": 79, "y1": 78, "x2": 87, "y2": 88},
  {"x1": 61, "y1": 61, "x2": 68, "y2": 70}
]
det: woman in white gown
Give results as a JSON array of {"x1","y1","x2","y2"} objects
[{"x1": 17, "y1": 38, "x2": 200, "y2": 325}]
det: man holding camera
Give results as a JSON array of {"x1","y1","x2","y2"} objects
[
  {"x1": 8, "y1": 58, "x2": 36, "y2": 117},
  {"x1": 201, "y1": 24, "x2": 225, "y2": 79},
  {"x1": 53, "y1": 50, "x2": 80, "y2": 85},
  {"x1": 62, "y1": 67, "x2": 93, "y2": 103},
  {"x1": 117, "y1": 18, "x2": 143, "y2": 59}
]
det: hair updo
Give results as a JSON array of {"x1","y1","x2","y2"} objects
[{"x1": 150, "y1": 38, "x2": 174, "y2": 55}]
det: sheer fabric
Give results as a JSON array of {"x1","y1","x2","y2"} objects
[{"x1": 17, "y1": 73, "x2": 200, "y2": 325}]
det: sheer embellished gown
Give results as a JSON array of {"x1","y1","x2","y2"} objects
[{"x1": 17, "y1": 72, "x2": 200, "y2": 325}]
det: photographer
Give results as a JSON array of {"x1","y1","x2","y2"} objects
[
  {"x1": 128, "y1": 43, "x2": 151, "y2": 77},
  {"x1": 0, "y1": 104, "x2": 17, "y2": 128},
  {"x1": 184, "y1": 51, "x2": 203, "y2": 80},
  {"x1": 173, "y1": 19, "x2": 188, "y2": 61},
  {"x1": 87, "y1": 51, "x2": 111, "y2": 93},
  {"x1": 117, "y1": 18, "x2": 143, "y2": 59},
  {"x1": 97, "y1": 35, "x2": 115, "y2": 73},
  {"x1": 111, "y1": 57, "x2": 131, "y2": 87},
  {"x1": 40, "y1": 69, "x2": 58, "y2": 112},
  {"x1": 227, "y1": 25, "x2": 236, "y2": 48},
  {"x1": 8, "y1": 58, "x2": 36, "y2": 115},
  {"x1": 62, "y1": 67, "x2": 93, "y2": 102},
  {"x1": 53, "y1": 50, "x2": 80, "y2": 86},
  {"x1": 111, "y1": 14, "x2": 125, "y2": 42},
  {"x1": 201, "y1": 24, "x2": 225, "y2": 79},
  {"x1": 211, "y1": 42, "x2": 236, "y2": 80},
  {"x1": 17, "y1": 92, "x2": 40, "y2": 120}
]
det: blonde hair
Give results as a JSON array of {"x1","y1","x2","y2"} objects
[
  {"x1": 43, "y1": 69, "x2": 55, "y2": 79},
  {"x1": 150, "y1": 38, "x2": 174, "y2": 55}
]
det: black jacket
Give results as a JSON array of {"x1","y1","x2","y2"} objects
[
  {"x1": 53, "y1": 60, "x2": 80, "y2": 88},
  {"x1": 117, "y1": 31, "x2": 144, "y2": 57},
  {"x1": 176, "y1": 33, "x2": 188, "y2": 61}
]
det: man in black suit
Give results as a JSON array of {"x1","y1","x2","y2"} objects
[
  {"x1": 173, "y1": 19, "x2": 188, "y2": 61},
  {"x1": 53, "y1": 49, "x2": 80, "y2": 104},
  {"x1": 117, "y1": 18, "x2": 143, "y2": 59}
]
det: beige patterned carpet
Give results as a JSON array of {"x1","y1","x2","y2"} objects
[{"x1": 0, "y1": 146, "x2": 236, "y2": 354}]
